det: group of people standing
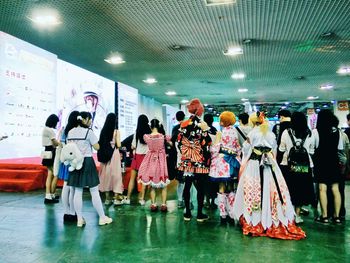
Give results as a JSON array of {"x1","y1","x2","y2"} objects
[{"x1": 41, "y1": 98, "x2": 349, "y2": 241}]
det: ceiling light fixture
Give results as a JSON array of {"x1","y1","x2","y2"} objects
[
  {"x1": 242, "y1": 39, "x2": 253, "y2": 44},
  {"x1": 28, "y1": 12, "x2": 61, "y2": 27},
  {"x1": 238, "y1": 88, "x2": 248, "y2": 93},
  {"x1": 231, "y1": 73, "x2": 245, "y2": 80},
  {"x1": 180, "y1": 99, "x2": 189, "y2": 104},
  {"x1": 165, "y1": 91, "x2": 176, "y2": 96},
  {"x1": 307, "y1": 96, "x2": 319, "y2": 100},
  {"x1": 205, "y1": 0, "x2": 236, "y2": 6},
  {"x1": 143, "y1": 78, "x2": 157, "y2": 84},
  {"x1": 223, "y1": 47, "x2": 243, "y2": 56},
  {"x1": 241, "y1": 98, "x2": 249, "y2": 102},
  {"x1": 320, "y1": 84, "x2": 334, "y2": 90},
  {"x1": 104, "y1": 56, "x2": 125, "y2": 65},
  {"x1": 337, "y1": 67, "x2": 350, "y2": 75}
]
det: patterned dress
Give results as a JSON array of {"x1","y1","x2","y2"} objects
[
  {"x1": 233, "y1": 127, "x2": 306, "y2": 240},
  {"x1": 177, "y1": 115, "x2": 212, "y2": 175},
  {"x1": 209, "y1": 126, "x2": 241, "y2": 182},
  {"x1": 138, "y1": 134, "x2": 170, "y2": 188}
]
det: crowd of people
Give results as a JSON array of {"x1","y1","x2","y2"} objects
[{"x1": 41, "y1": 98, "x2": 350, "y2": 240}]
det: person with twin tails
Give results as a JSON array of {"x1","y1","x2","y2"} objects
[
  {"x1": 57, "y1": 110, "x2": 79, "y2": 223},
  {"x1": 177, "y1": 98, "x2": 212, "y2": 222},
  {"x1": 209, "y1": 111, "x2": 241, "y2": 225},
  {"x1": 98, "y1": 113, "x2": 123, "y2": 206},
  {"x1": 122, "y1": 114, "x2": 151, "y2": 205},
  {"x1": 233, "y1": 112, "x2": 306, "y2": 240},
  {"x1": 67, "y1": 112, "x2": 112, "y2": 227},
  {"x1": 138, "y1": 119, "x2": 171, "y2": 212}
]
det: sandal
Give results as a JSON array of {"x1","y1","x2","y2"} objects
[
  {"x1": 316, "y1": 216, "x2": 329, "y2": 224},
  {"x1": 333, "y1": 217, "x2": 342, "y2": 224}
]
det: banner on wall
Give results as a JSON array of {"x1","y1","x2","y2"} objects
[
  {"x1": 118, "y1": 82, "x2": 138, "y2": 140},
  {"x1": 0, "y1": 31, "x2": 57, "y2": 159},
  {"x1": 56, "y1": 59, "x2": 115, "y2": 138}
]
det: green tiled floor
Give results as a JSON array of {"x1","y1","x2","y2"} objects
[{"x1": 1, "y1": 182, "x2": 349, "y2": 263}]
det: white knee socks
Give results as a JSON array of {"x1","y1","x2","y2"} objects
[
  {"x1": 177, "y1": 182, "x2": 184, "y2": 201},
  {"x1": 218, "y1": 193, "x2": 227, "y2": 218},
  {"x1": 226, "y1": 192, "x2": 235, "y2": 219},
  {"x1": 90, "y1": 186, "x2": 106, "y2": 218}
]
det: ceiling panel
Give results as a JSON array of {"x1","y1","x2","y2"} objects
[{"x1": 0, "y1": 0, "x2": 349, "y2": 106}]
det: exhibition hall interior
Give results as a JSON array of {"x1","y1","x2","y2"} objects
[{"x1": 0, "y1": 0, "x2": 350, "y2": 262}]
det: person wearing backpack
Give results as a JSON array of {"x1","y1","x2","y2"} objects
[
  {"x1": 279, "y1": 112, "x2": 316, "y2": 224},
  {"x1": 98, "y1": 113, "x2": 123, "y2": 206},
  {"x1": 67, "y1": 111, "x2": 112, "y2": 227}
]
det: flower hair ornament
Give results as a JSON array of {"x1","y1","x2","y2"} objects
[{"x1": 77, "y1": 116, "x2": 83, "y2": 121}]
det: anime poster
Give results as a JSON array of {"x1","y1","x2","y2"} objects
[
  {"x1": 0, "y1": 31, "x2": 57, "y2": 159},
  {"x1": 56, "y1": 59, "x2": 115, "y2": 138}
]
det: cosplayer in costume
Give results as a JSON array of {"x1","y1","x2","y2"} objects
[
  {"x1": 177, "y1": 98, "x2": 212, "y2": 222},
  {"x1": 209, "y1": 111, "x2": 241, "y2": 224},
  {"x1": 233, "y1": 112, "x2": 306, "y2": 240}
]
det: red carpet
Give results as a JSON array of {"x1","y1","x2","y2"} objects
[{"x1": 0, "y1": 156, "x2": 134, "y2": 192}]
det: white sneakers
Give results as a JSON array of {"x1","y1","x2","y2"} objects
[
  {"x1": 99, "y1": 216, "x2": 113, "y2": 226},
  {"x1": 113, "y1": 199, "x2": 122, "y2": 206},
  {"x1": 139, "y1": 199, "x2": 145, "y2": 206},
  {"x1": 121, "y1": 198, "x2": 130, "y2": 205},
  {"x1": 77, "y1": 218, "x2": 86, "y2": 227},
  {"x1": 104, "y1": 199, "x2": 113, "y2": 205},
  {"x1": 77, "y1": 217, "x2": 113, "y2": 227},
  {"x1": 295, "y1": 215, "x2": 304, "y2": 224}
]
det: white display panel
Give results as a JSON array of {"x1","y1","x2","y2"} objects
[
  {"x1": 0, "y1": 31, "x2": 57, "y2": 159},
  {"x1": 56, "y1": 59, "x2": 115, "y2": 138},
  {"x1": 118, "y1": 82, "x2": 138, "y2": 140}
]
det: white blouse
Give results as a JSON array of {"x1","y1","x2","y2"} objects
[
  {"x1": 279, "y1": 129, "x2": 315, "y2": 167},
  {"x1": 68, "y1": 127, "x2": 98, "y2": 157},
  {"x1": 42, "y1": 127, "x2": 56, "y2": 146},
  {"x1": 131, "y1": 134, "x2": 149, "y2": 155}
]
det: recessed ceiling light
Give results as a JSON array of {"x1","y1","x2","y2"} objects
[
  {"x1": 281, "y1": 106, "x2": 287, "y2": 109},
  {"x1": 28, "y1": 12, "x2": 61, "y2": 27},
  {"x1": 241, "y1": 98, "x2": 249, "y2": 102},
  {"x1": 307, "y1": 96, "x2": 319, "y2": 100},
  {"x1": 320, "y1": 32, "x2": 335, "y2": 38},
  {"x1": 320, "y1": 84, "x2": 334, "y2": 90},
  {"x1": 204, "y1": 104, "x2": 209, "y2": 107},
  {"x1": 165, "y1": 91, "x2": 176, "y2": 96},
  {"x1": 223, "y1": 47, "x2": 243, "y2": 56},
  {"x1": 284, "y1": 102, "x2": 290, "y2": 105},
  {"x1": 180, "y1": 99, "x2": 189, "y2": 104},
  {"x1": 337, "y1": 67, "x2": 350, "y2": 75},
  {"x1": 238, "y1": 88, "x2": 248, "y2": 93},
  {"x1": 205, "y1": 0, "x2": 236, "y2": 6},
  {"x1": 143, "y1": 78, "x2": 157, "y2": 84},
  {"x1": 242, "y1": 39, "x2": 253, "y2": 44},
  {"x1": 322, "y1": 104, "x2": 329, "y2": 108},
  {"x1": 231, "y1": 73, "x2": 245, "y2": 80},
  {"x1": 104, "y1": 56, "x2": 125, "y2": 65}
]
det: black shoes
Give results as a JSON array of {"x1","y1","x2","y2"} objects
[
  {"x1": 184, "y1": 211, "x2": 192, "y2": 221},
  {"x1": 196, "y1": 214, "x2": 209, "y2": 222},
  {"x1": 63, "y1": 214, "x2": 78, "y2": 223},
  {"x1": 44, "y1": 198, "x2": 59, "y2": 204}
]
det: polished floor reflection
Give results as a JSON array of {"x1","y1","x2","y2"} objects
[{"x1": 1, "y1": 182, "x2": 350, "y2": 263}]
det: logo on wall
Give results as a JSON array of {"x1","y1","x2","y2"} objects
[{"x1": 337, "y1": 101, "x2": 349, "y2": 111}]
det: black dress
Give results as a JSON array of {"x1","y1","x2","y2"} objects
[{"x1": 313, "y1": 129, "x2": 341, "y2": 184}]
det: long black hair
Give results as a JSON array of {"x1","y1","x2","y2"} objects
[
  {"x1": 45, "y1": 114, "x2": 59, "y2": 128},
  {"x1": 77, "y1": 111, "x2": 92, "y2": 128},
  {"x1": 64, "y1": 111, "x2": 79, "y2": 137},
  {"x1": 316, "y1": 109, "x2": 334, "y2": 135},
  {"x1": 136, "y1": 114, "x2": 151, "y2": 144},
  {"x1": 99, "y1": 113, "x2": 117, "y2": 145},
  {"x1": 291, "y1": 111, "x2": 311, "y2": 139},
  {"x1": 150, "y1": 119, "x2": 165, "y2": 135}
]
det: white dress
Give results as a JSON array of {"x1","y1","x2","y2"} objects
[{"x1": 233, "y1": 127, "x2": 306, "y2": 240}]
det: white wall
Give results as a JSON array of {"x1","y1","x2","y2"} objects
[{"x1": 138, "y1": 94, "x2": 163, "y2": 122}]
